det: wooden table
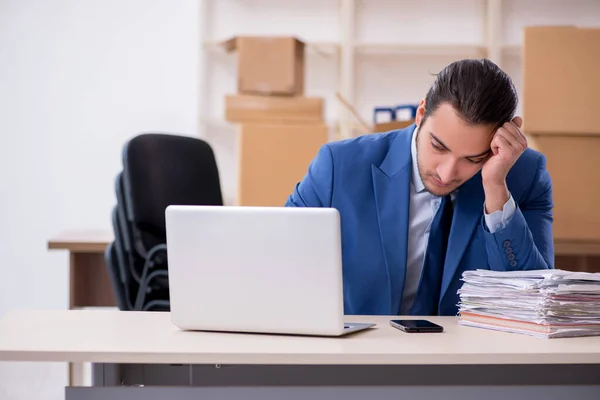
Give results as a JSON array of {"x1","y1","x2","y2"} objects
[
  {"x1": 554, "y1": 240, "x2": 600, "y2": 272},
  {"x1": 48, "y1": 230, "x2": 115, "y2": 309},
  {"x1": 0, "y1": 310, "x2": 599, "y2": 400}
]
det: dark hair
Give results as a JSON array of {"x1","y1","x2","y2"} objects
[{"x1": 422, "y1": 59, "x2": 517, "y2": 130}]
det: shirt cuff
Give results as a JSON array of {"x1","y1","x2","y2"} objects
[{"x1": 484, "y1": 194, "x2": 516, "y2": 233}]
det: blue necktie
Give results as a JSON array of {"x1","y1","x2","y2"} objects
[{"x1": 410, "y1": 194, "x2": 454, "y2": 316}]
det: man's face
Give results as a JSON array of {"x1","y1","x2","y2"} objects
[{"x1": 415, "y1": 101, "x2": 495, "y2": 197}]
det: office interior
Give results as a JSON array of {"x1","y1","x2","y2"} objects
[{"x1": 1, "y1": 0, "x2": 600, "y2": 399}]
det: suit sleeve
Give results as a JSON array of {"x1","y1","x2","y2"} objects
[
  {"x1": 483, "y1": 154, "x2": 554, "y2": 271},
  {"x1": 285, "y1": 144, "x2": 334, "y2": 208}
]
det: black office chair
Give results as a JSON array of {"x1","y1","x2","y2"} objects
[
  {"x1": 106, "y1": 202, "x2": 170, "y2": 312},
  {"x1": 120, "y1": 133, "x2": 223, "y2": 310},
  {"x1": 105, "y1": 206, "x2": 133, "y2": 311},
  {"x1": 111, "y1": 172, "x2": 170, "y2": 311},
  {"x1": 115, "y1": 173, "x2": 152, "y2": 284}
]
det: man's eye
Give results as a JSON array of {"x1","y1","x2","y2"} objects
[
  {"x1": 431, "y1": 142, "x2": 444, "y2": 151},
  {"x1": 466, "y1": 158, "x2": 486, "y2": 164}
]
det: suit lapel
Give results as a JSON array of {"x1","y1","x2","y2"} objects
[
  {"x1": 371, "y1": 127, "x2": 414, "y2": 314},
  {"x1": 440, "y1": 173, "x2": 485, "y2": 302}
]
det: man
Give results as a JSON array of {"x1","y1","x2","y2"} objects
[{"x1": 285, "y1": 59, "x2": 554, "y2": 316}]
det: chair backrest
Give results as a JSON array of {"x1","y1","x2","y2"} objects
[
  {"x1": 106, "y1": 206, "x2": 133, "y2": 310},
  {"x1": 121, "y1": 133, "x2": 223, "y2": 258},
  {"x1": 115, "y1": 172, "x2": 144, "y2": 283}
]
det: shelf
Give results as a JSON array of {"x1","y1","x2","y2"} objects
[
  {"x1": 353, "y1": 43, "x2": 488, "y2": 57},
  {"x1": 306, "y1": 41, "x2": 339, "y2": 57},
  {"x1": 202, "y1": 40, "x2": 339, "y2": 57},
  {"x1": 203, "y1": 40, "x2": 491, "y2": 58}
]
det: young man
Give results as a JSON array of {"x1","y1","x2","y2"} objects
[{"x1": 285, "y1": 59, "x2": 554, "y2": 316}]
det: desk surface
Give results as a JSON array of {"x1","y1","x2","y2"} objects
[
  {"x1": 0, "y1": 310, "x2": 599, "y2": 365},
  {"x1": 47, "y1": 230, "x2": 113, "y2": 252}
]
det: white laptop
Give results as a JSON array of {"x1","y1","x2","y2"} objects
[{"x1": 164, "y1": 205, "x2": 375, "y2": 336}]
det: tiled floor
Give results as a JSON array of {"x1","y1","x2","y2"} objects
[{"x1": 0, "y1": 362, "x2": 67, "y2": 400}]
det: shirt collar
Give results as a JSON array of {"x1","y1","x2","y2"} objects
[{"x1": 410, "y1": 126, "x2": 426, "y2": 193}]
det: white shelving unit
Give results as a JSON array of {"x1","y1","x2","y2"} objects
[{"x1": 197, "y1": 0, "x2": 600, "y2": 204}]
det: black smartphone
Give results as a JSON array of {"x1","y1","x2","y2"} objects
[{"x1": 390, "y1": 319, "x2": 443, "y2": 333}]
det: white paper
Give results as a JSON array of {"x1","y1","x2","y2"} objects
[{"x1": 457, "y1": 269, "x2": 600, "y2": 338}]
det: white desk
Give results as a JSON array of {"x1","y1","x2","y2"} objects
[{"x1": 1, "y1": 309, "x2": 599, "y2": 400}]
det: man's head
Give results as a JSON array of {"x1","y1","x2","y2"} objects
[{"x1": 414, "y1": 58, "x2": 518, "y2": 196}]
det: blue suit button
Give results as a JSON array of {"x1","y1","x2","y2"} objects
[
  {"x1": 507, "y1": 253, "x2": 516, "y2": 261},
  {"x1": 503, "y1": 240, "x2": 511, "y2": 248},
  {"x1": 509, "y1": 260, "x2": 517, "y2": 267},
  {"x1": 505, "y1": 247, "x2": 513, "y2": 254}
]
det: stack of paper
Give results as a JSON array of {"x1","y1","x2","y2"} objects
[{"x1": 457, "y1": 269, "x2": 600, "y2": 338}]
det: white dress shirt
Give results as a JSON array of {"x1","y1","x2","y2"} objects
[{"x1": 400, "y1": 127, "x2": 516, "y2": 314}]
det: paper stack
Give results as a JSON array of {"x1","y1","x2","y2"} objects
[{"x1": 457, "y1": 269, "x2": 600, "y2": 338}]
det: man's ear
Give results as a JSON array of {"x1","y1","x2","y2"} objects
[
  {"x1": 512, "y1": 116, "x2": 523, "y2": 128},
  {"x1": 415, "y1": 99, "x2": 426, "y2": 127}
]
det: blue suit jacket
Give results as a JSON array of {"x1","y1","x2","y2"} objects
[{"x1": 285, "y1": 125, "x2": 554, "y2": 316}]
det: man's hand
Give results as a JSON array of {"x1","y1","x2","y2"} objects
[{"x1": 481, "y1": 116, "x2": 527, "y2": 213}]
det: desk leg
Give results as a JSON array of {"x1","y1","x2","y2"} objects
[
  {"x1": 69, "y1": 363, "x2": 88, "y2": 387},
  {"x1": 68, "y1": 252, "x2": 116, "y2": 386}
]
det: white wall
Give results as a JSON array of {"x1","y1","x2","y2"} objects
[
  {"x1": 0, "y1": 0, "x2": 201, "y2": 315},
  {"x1": 1, "y1": 0, "x2": 600, "y2": 399},
  {"x1": 0, "y1": 0, "x2": 200, "y2": 398}
]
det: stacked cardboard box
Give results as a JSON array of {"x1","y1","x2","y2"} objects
[
  {"x1": 523, "y1": 26, "x2": 600, "y2": 242},
  {"x1": 223, "y1": 36, "x2": 328, "y2": 206}
]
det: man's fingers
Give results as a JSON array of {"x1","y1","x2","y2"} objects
[
  {"x1": 507, "y1": 126, "x2": 528, "y2": 149},
  {"x1": 501, "y1": 121, "x2": 520, "y2": 139},
  {"x1": 498, "y1": 123, "x2": 527, "y2": 149},
  {"x1": 490, "y1": 139, "x2": 499, "y2": 155},
  {"x1": 494, "y1": 130, "x2": 528, "y2": 158},
  {"x1": 494, "y1": 133, "x2": 513, "y2": 148},
  {"x1": 509, "y1": 118, "x2": 528, "y2": 145},
  {"x1": 491, "y1": 133, "x2": 513, "y2": 154}
]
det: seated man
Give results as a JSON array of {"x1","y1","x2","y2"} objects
[{"x1": 285, "y1": 59, "x2": 554, "y2": 316}]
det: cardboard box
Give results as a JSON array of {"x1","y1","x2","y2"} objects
[
  {"x1": 523, "y1": 26, "x2": 600, "y2": 241},
  {"x1": 223, "y1": 36, "x2": 305, "y2": 96},
  {"x1": 225, "y1": 94, "x2": 324, "y2": 124},
  {"x1": 529, "y1": 133, "x2": 600, "y2": 241},
  {"x1": 237, "y1": 123, "x2": 328, "y2": 206},
  {"x1": 523, "y1": 26, "x2": 600, "y2": 134}
]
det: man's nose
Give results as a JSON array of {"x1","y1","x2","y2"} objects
[{"x1": 437, "y1": 158, "x2": 458, "y2": 183}]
